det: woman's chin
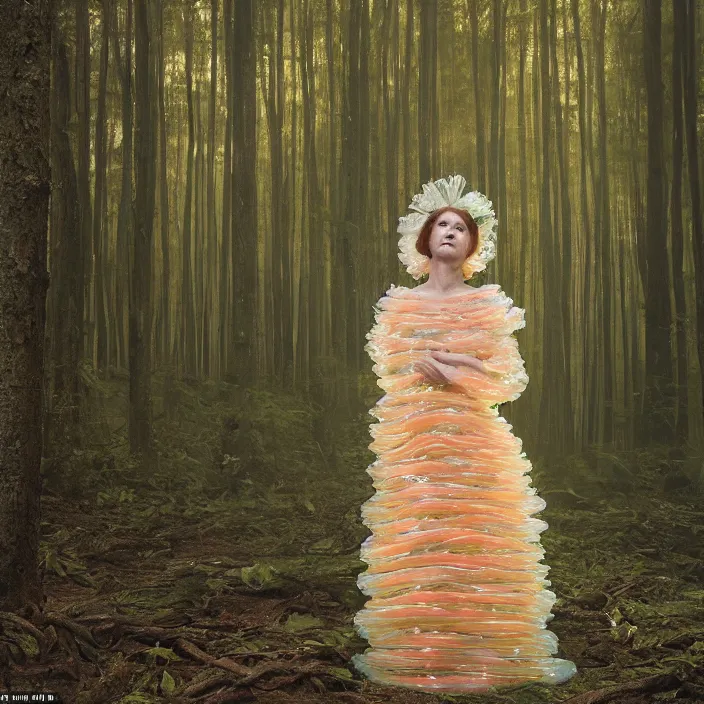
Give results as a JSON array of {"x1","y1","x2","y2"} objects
[{"x1": 432, "y1": 250, "x2": 465, "y2": 265}]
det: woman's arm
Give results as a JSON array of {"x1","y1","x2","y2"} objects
[{"x1": 428, "y1": 350, "x2": 487, "y2": 374}]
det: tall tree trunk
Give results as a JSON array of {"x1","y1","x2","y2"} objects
[
  {"x1": 682, "y1": 0, "x2": 704, "y2": 423},
  {"x1": 206, "y1": 0, "x2": 217, "y2": 377},
  {"x1": 498, "y1": 0, "x2": 508, "y2": 283},
  {"x1": 295, "y1": 0, "x2": 311, "y2": 389},
  {"x1": 327, "y1": 0, "x2": 349, "y2": 411},
  {"x1": 643, "y1": 0, "x2": 672, "y2": 445},
  {"x1": 418, "y1": 0, "x2": 438, "y2": 183},
  {"x1": 591, "y1": 0, "x2": 611, "y2": 447},
  {"x1": 517, "y1": 0, "x2": 528, "y2": 306},
  {"x1": 287, "y1": 0, "x2": 297, "y2": 389},
  {"x1": 0, "y1": 0, "x2": 50, "y2": 612},
  {"x1": 230, "y1": 0, "x2": 257, "y2": 386},
  {"x1": 194, "y1": 78, "x2": 204, "y2": 375},
  {"x1": 384, "y1": 0, "x2": 401, "y2": 276},
  {"x1": 157, "y1": 0, "x2": 170, "y2": 367},
  {"x1": 257, "y1": 3, "x2": 272, "y2": 379},
  {"x1": 571, "y1": 0, "x2": 592, "y2": 445},
  {"x1": 220, "y1": 0, "x2": 233, "y2": 379},
  {"x1": 46, "y1": 30, "x2": 82, "y2": 465},
  {"x1": 403, "y1": 0, "x2": 414, "y2": 196},
  {"x1": 112, "y1": 0, "x2": 132, "y2": 373},
  {"x1": 469, "y1": 0, "x2": 485, "y2": 192},
  {"x1": 488, "y1": 0, "x2": 500, "y2": 222},
  {"x1": 94, "y1": 0, "x2": 110, "y2": 373},
  {"x1": 129, "y1": 0, "x2": 156, "y2": 459},
  {"x1": 537, "y1": 0, "x2": 560, "y2": 457},
  {"x1": 671, "y1": 0, "x2": 687, "y2": 445},
  {"x1": 76, "y1": 0, "x2": 92, "y2": 362},
  {"x1": 298, "y1": 0, "x2": 322, "y2": 391},
  {"x1": 550, "y1": 0, "x2": 572, "y2": 449},
  {"x1": 336, "y1": 0, "x2": 363, "y2": 408},
  {"x1": 182, "y1": 2, "x2": 196, "y2": 376}
]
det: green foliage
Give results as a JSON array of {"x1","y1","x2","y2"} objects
[
  {"x1": 40, "y1": 539, "x2": 95, "y2": 587},
  {"x1": 240, "y1": 563, "x2": 281, "y2": 590},
  {"x1": 160, "y1": 670, "x2": 176, "y2": 695},
  {"x1": 282, "y1": 612, "x2": 325, "y2": 632},
  {"x1": 143, "y1": 647, "x2": 181, "y2": 665}
]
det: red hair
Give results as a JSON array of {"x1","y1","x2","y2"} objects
[{"x1": 415, "y1": 206, "x2": 479, "y2": 260}]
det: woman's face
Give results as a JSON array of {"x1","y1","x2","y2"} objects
[{"x1": 428, "y1": 210, "x2": 472, "y2": 262}]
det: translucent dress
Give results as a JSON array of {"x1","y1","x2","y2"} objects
[{"x1": 352, "y1": 284, "x2": 576, "y2": 693}]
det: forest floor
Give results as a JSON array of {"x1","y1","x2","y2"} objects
[{"x1": 2, "y1": 374, "x2": 704, "y2": 704}]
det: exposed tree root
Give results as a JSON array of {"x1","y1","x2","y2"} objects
[
  {"x1": 0, "y1": 610, "x2": 49, "y2": 659},
  {"x1": 562, "y1": 673, "x2": 682, "y2": 703}
]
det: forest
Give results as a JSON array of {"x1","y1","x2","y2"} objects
[{"x1": 1, "y1": 0, "x2": 704, "y2": 702}]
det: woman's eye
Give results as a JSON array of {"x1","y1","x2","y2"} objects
[{"x1": 439, "y1": 221, "x2": 464, "y2": 231}]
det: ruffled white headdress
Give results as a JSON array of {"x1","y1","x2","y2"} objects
[{"x1": 397, "y1": 174, "x2": 498, "y2": 280}]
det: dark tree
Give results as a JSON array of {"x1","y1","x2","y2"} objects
[
  {"x1": 643, "y1": 0, "x2": 672, "y2": 445},
  {"x1": 0, "y1": 0, "x2": 50, "y2": 612},
  {"x1": 46, "y1": 26, "x2": 82, "y2": 468},
  {"x1": 129, "y1": 0, "x2": 157, "y2": 459},
  {"x1": 230, "y1": 0, "x2": 258, "y2": 386}
]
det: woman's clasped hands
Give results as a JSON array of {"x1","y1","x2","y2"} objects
[{"x1": 413, "y1": 340, "x2": 488, "y2": 386}]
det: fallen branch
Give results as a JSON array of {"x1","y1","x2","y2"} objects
[
  {"x1": 173, "y1": 637, "x2": 252, "y2": 677},
  {"x1": 182, "y1": 675, "x2": 235, "y2": 698},
  {"x1": 42, "y1": 612, "x2": 100, "y2": 648},
  {"x1": 562, "y1": 673, "x2": 681, "y2": 703}
]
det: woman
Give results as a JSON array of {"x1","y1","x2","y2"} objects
[{"x1": 352, "y1": 176, "x2": 576, "y2": 693}]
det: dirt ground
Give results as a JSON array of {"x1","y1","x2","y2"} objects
[{"x1": 3, "y1": 379, "x2": 704, "y2": 703}]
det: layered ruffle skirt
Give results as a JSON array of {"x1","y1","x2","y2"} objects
[{"x1": 352, "y1": 284, "x2": 576, "y2": 693}]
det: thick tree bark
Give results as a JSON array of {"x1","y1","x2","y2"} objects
[{"x1": 0, "y1": 0, "x2": 50, "y2": 611}]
